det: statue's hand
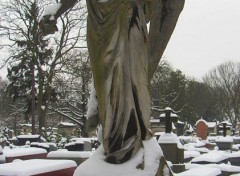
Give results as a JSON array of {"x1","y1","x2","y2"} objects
[{"x1": 39, "y1": 15, "x2": 58, "y2": 36}]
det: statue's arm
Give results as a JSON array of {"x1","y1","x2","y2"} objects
[
  {"x1": 39, "y1": 0, "x2": 78, "y2": 35},
  {"x1": 55, "y1": 0, "x2": 78, "y2": 18},
  {"x1": 148, "y1": 0, "x2": 185, "y2": 80}
]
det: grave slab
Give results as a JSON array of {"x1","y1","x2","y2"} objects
[
  {"x1": 215, "y1": 136, "x2": 233, "y2": 151},
  {"x1": 228, "y1": 151, "x2": 240, "y2": 166},
  {"x1": 47, "y1": 150, "x2": 92, "y2": 165},
  {"x1": 3, "y1": 147, "x2": 47, "y2": 163},
  {"x1": 0, "y1": 159, "x2": 77, "y2": 176},
  {"x1": 175, "y1": 166, "x2": 222, "y2": 176},
  {"x1": 185, "y1": 163, "x2": 240, "y2": 176},
  {"x1": 191, "y1": 150, "x2": 229, "y2": 164},
  {"x1": 16, "y1": 135, "x2": 41, "y2": 146}
]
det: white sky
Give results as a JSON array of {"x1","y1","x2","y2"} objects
[
  {"x1": 164, "y1": 0, "x2": 240, "y2": 80},
  {"x1": 0, "y1": 0, "x2": 240, "y2": 80}
]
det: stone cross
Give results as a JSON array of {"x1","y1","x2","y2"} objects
[
  {"x1": 160, "y1": 107, "x2": 178, "y2": 133},
  {"x1": 219, "y1": 122, "x2": 231, "y2": 137}
]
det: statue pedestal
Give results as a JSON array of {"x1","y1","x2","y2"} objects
[{"x1": 73, "y1": 138, "x2": 172, "y2": 176}]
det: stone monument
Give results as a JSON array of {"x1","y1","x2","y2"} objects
[
  {"x1": 40, "y1": 0, "x2": 185, "y2": 175},
  {"x1": 158, "y1": 107, "x2": 184, "y2": 173},
  {"x1": 195, "y1": 118, "x2": 208, "y2": 140}
]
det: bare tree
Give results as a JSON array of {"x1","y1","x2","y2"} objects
[
  {"x1": 49, "y1": 50, "x2": 92, "y2": 136},
  {"x1": 0, "y1": 77, "x2": 27, "y2": 134},
  {"x1": 203, "y1": 61, "x2": 240, "y2": 128},
  {"x1": 150, "y1": 60, "x2": 187, "y2": 117},
  {"x1": 0, "y1": 0, "x2": 87, "y2": 135}
]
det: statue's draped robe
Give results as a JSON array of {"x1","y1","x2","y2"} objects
[
  {"x1": 55, "y1": 0, "x2": 185, "y2": 165},
  {"x1": 87, "y1": 0, "x2": 153, "y2": 163}
]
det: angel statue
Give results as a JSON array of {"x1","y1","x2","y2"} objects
[{"x1": 40, "y1": 0, "x2": 185, "y2": 175}]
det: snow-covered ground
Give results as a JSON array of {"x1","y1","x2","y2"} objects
[{"x1": 1, "y1": 135, "x2": 240, "y2": 176}]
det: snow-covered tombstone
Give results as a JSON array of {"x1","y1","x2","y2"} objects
[
  {"x1": 158, "y1": 108, "x2": 185, "y2": 173},
  {"x1": 0, "y1": 159, "x2": 77, "y2": 176},
  {"x1": 195, "y1": 118, "x2": 208, "y2": 140}
]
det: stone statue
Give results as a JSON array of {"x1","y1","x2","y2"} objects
[{"x1": 40, "y1": 0, "x2": 184, "y2": 173}]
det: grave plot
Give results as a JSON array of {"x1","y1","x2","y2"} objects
[
  {"x1": 65, "y1": 138, "x2": 93, "y2": 152},
  {"x1": 184, "y1": 163, "x2": 240, "y2": 176},
  {"x1": 215, "y1": 136, "x2": 233, "y2": 151},
  {"x1": 47, "y1": 150, "x2": 92, "y2": 165},
  {"x1": 30, "y1": 142, "x2": 58, "y2": 152},
  {"x1": 227, "y1": 151, "x2": 240, "y2": 166},
  {"x1": 158, "y1": 108, "x2": 185, "y2": 173},
  {"x1": 175, "y1": 166, "x2": 222, "y2": 176},
  {"x1": 0, "y1": 159, "x2": 77, "y2": 176},
  {"x1": 184, "y1": 150, "x2": 200, "y2": 163},
  {"x1": 191, "y1": 150, "x2": 229, "y2": 164},
  {"x1": 16, "y1": 135, "x2": 41, "y2": 146},
  {"x1": 2, "y1": 147, "x2": 47, "y2": 163}
]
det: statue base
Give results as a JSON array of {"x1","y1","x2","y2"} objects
[{"x1": 73, "y1": 138, "x2": 173, "y2": 176}]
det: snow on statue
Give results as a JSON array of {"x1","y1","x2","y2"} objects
[{"x1": 40, "y1": 0, "x2": 185, "y2": 175}]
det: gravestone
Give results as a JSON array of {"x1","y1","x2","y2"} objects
[
  {"x1": 0, "y1": 159, "x2": 77, "y2": 176},
  {"x1": 191, "y1": 150, "x2": 229, "y2": 164},
  {"x1": 65, "y1": 142, "x2": 84, "y2": 151},
  {"x1": 16, "y1": 135, "x2": 41, "y2": 146},
  {"x1": 228, "y1": 151, "x2": 240, "y2": 167},
  {"x1": 47, "y1": 150, "x2": 92, "y2": 165},
  {"x1": 195, "y1": 119, "x2": 208, "y2": 140},
  {"x1": 83, "y1": 140, "x2": 92, "y2": 151},
  {"x1": 3, "y1": 147, "x2": 47, "y2": 163},
  {"x1": 216, "y1": 121, "x2": 233, "y2": 151},
  {"x1": 159, "y1": 107, "x2": 178, "y2": 133},
  {"x1": 218, "y1": 122, "x2": 231, "y2": 137},
  {"x1": 176, "y1": 121, "x2": 185, "y2": 136},
  {"x1": 158, "y1": 107, "x2": 185, "y2": 173},
  {"x1": 31, "y1": 142, "x2": 57, "y2": 153},
  {"x1": 215, "y1": 136, "x2": 233, "y2": 151}
]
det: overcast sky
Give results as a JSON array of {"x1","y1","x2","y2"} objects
[
  {"x1": 164, "y1": 0, "x2": 240, "y2": 80},
  {"x1": 0, "y1": 0, "x2": 240, "y2": 80}
]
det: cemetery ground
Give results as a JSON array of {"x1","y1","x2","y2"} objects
[{"x1": 1, "y1": 119, "x2": 240, "y2": 175}]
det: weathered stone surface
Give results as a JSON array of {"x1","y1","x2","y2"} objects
[{"x1": 41, "y1": 0, "x2": 185, "y2": 173}]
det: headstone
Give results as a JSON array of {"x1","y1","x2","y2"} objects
[
  {"x1": 195, "y1": 119, "x2": 208, "y2": 140},
  {"x1": 0, "y1": 136, "x2": 7, "y2": 148},
  {"x1": 218, "y1": 122, "x2": 231, "y2": 137},
  {"x1": 83, "y1": 140, "x2": 92, "y2": 151},
  {"x1": 65, "y1": 140, "x2": 84, "y2": 151},
  {"x1": 16, "y1": 135, "x2": 41, "y2": 146},
  {"x1": 176, "y1": 121, "x2": 185, "y2": 136},
  {"x1": 215, "y1": 136, "x2": 233, "y2": 151},
  {"x1": 159, "y1": 107, "x2": 178, "y2": 134},
  {"x1": 158, "y1": 133, "x2": 184, "y2": 173},
  {"x1": 30, "y1": 142, "x2": 57, "y2": 152},
  {"x1": 233, "y1": 136, "x2": 240, "y2": 144},
  {"x1": 158, "y1": 108, "x2": 184, "y2": 173}
]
